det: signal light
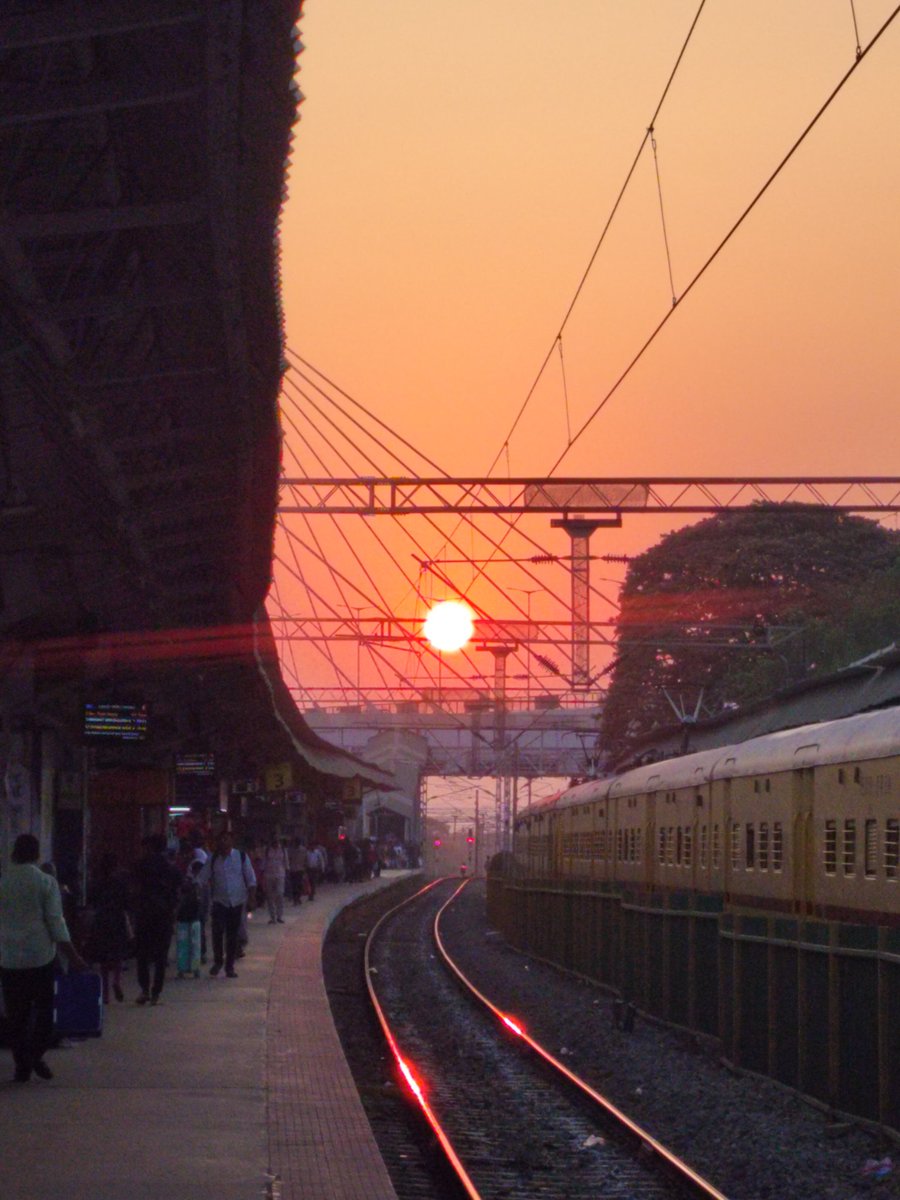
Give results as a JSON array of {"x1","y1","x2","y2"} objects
[{"x1": 433, "y1": 837, "x2": 442, "y2": 848}]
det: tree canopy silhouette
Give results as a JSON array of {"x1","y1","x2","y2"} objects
[{"x1": 599, "y1": 505, "x2": 900, "y2": 757}]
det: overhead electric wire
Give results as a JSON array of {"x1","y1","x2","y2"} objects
[
  {"x1": 282, "y1": 372, "x2": 578, "y2": 682},
  {"x1": 283, "y1": 363, "x2": 622, "y2": 650},
  {"x1": 276, "y1": 505, "x2": 495, "y2": 710},
  {"x1": 269, "y1": 574, "x2": 316, "y2": 708},
  {"x1": 279, "y1": 400, "x2": 414, "y2": 622},
  {"x1": 287, "y1": 356, "x2": 621, "y2": 616},
  {"x1": 467, "y1": 3, "x2": 900, "y2": 590},
  {"x1": 483, "y1": 0, "x2": 708, "y2": 475},
  {"x1": 276, "y1": 412, "x2": 406, "y2": 697},
  {"x1": 273, "y1": 543, "x2": 358, "y2": 692},
  {"x1": 546, "y1": 2, "x2": 900, "y2": 476},
  {"x1": 278, "y1": 381, "x2": 564, "y2": 700}
]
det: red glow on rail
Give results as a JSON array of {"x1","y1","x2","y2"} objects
[
  {"x1": 397, "y1": 1057, "x2": 424, "y2": 1102},
  {"x1": 501, "y1": 1014, "x2": 524, "y2": 1036}
]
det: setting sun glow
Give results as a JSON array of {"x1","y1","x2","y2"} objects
[{"x1": 423, "y1": 601, "x2": 475, "y2": 653}]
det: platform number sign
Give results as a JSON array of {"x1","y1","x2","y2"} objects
[{"x1": 265, "y1": 763, "x2": 293, "y2": 793}]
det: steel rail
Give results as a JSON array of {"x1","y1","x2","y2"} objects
[
  {"x1": 363, "y1": 877, "x2": 483, "y2": 1200},
  {"x1": 433, "y1": 879, "x2": 730, "y2": 1200}
]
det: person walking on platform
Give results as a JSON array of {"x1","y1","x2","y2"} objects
[
  {"x1": 288, "y1": 837, "x2": 307, "y2": 904},
  {"x1": 85, "y1": 852, "x2": 130, "y2": 1004},
  {"x1": 175, "y1": 862, "x2": 203, "y2": 978},
  {"x1": 132, "y1": 834, "x2": 181, "y2": 1006},
  {"x1": 262, "y1": 836, "x2": 289, "y2": 924},
  {"x1": 0, "y1": 834, "x2": 88, "y2": 1082},
  {"x1": 199, "y1": 831, "x2": 256, "y2": 979},
  {"x1": 306, "y1": 843, "x2": 325, "y2": 900}
]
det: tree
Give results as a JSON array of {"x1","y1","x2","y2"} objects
[{"x1": 599, "y1": 505, "x2": 900, "y2": 757}]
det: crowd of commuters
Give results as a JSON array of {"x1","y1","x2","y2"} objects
[{"x1": 1, "y1": 825, "x2": 415, "y2": 1082}]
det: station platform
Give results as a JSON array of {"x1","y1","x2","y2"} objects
[{"x1": 0, "y1": 873, "x2": 413, "y2": 1200}]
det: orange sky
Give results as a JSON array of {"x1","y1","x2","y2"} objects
[{"x1": 273, "y1": 1, "x2": 900, "y2": 710}]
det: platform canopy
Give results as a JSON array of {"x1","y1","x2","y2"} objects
[{"x1": 0, "y1": 3, "x2": 390, "y2": 795}]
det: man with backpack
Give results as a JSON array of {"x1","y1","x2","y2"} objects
[{"x1": 198, "y1": 830, "x2": 256, "y2": 979}]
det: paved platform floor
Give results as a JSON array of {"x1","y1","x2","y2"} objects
[{"x1": 0, "y1": 874, "x2": 412, "y2": 1200}]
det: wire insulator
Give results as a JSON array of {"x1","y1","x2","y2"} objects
[{"x1": 534, "y1": 654, "x2": 562, "y2": 675}]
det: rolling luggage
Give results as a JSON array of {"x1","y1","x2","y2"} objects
[
  {"x1": 54, "y1": 969, "x2": 103, "y2": 1037},
  {"x1": 176, "y1": 920, "x2": 201, "y2": 976}
]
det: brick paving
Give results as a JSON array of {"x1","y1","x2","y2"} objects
[{"x1": 266, "y1": 880, "x2": 400, "y2": 1200}]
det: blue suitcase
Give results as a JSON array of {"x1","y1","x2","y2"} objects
[{"x1": 54, "y1": 969, "x2": 103, "y2": 1037}]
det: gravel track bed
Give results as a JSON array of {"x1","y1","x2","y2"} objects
[
  {"x1": 371, "y1": 878, "x2": 689, "y2": 1200},
  {"x1": 438, "y1": 880, "x2": 899, "y2": 1200}
]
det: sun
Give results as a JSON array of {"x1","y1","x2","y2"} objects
[{"x1": 423, "y1": 600, "x2": 475, "y2": 653}]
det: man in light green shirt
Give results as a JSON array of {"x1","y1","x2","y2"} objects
[{"x1": 0, "y1": 833, "x2": 86, "y2": 1082}]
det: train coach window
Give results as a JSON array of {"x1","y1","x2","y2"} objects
[
  {"x1": 886, "y1": 820, "x2": 899, "y2": 880},
  {"x1": 843, "y1": 819, "x2": 857, "y2": 876},
  {"x1": 658, "y1": 827, "x2": 666, "y2": 865},
  {"x1": 824, "y1": 820, "x2": 837, "y2": 875},
  {"x1": 854, "y1": 768, "x2": 862, "y2": 785},
  {"x1": 773, "y1": 823, "x2": 783, "y2": 872},
  {"x1": 684, "y1": 825, "x2": 693, "y2": 867},
  {"x1": 700, "y1": 825, "x2": 709, "y2": 869},
  {"x1": 746, "y1": 823, "x2": 755, "y2": 870},
  {"x1": 713, "y1": 824, "x2": 721, "y2": 870},
  {"x1": 865, "y1": 820, "x2": 877, "y2": 878},
  {"x1": 759, "y1": 822, "x2": 769, "y2": 870},
  {"x1": 731, "y1": 822, "x2": 741, "y2": 870},
  {"x1": 696, "y1": 793, "x2": 703, "y2": 808},
  {"x1": 838, "y1": 769, "x2": 845, "y2": 785}
]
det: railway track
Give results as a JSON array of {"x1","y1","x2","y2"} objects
[{"x1": 366, "y1": 877, "x2": 729, "y2": 1200}]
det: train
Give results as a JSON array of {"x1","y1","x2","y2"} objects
[
  {"x1": 513, "y1": 706, "x2": 900, "y2": 924},
  {"x1": 494, "y1": 706, "x2": 900, "y2": 1131}
]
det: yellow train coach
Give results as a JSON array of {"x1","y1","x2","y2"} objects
[{"x1": 515, "y1": 707, "x2": 900, "y2": 923}]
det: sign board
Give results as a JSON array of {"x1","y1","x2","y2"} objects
[
  {"x1": 84, "y1": 702, "x2": 149, "y2": 741},
  {"x1": 342, "y1": 776, "x2": 362, "y2": 803},
  {"x1": 231, "y1": 779, "x2": 260, "y2": 796},
  {"x1": 176, "y1": 753, "x2": 215, "y2": 776},
  {"x1": 523, "y1": 481, "x2": 649, "y2": 510},
  {"x1": 265, "y1": 763, "x2": 293, "y2": 792}
]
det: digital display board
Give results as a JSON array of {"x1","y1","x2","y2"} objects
[
  {"x1": 175, "y1": 753, "x2": 216, "y2": 776},
  {"x1": 84, "y1": 702, "x2": 149, "y2": 741}
]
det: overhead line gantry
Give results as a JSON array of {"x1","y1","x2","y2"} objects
[{"x1": 278, "y1": 477, "x2": 900, "y2": 516}]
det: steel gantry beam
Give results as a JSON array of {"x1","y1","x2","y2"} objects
[{"x1": 278, "y1": 477, "x2": 900, "y2": 515}]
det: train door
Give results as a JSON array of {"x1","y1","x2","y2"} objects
[
  {"x1": 792, "y1": 767, "x2": 814, "y2": 914},
  {"x1": 645, "y1": 792, "x2": 657, "y2": 888}
]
